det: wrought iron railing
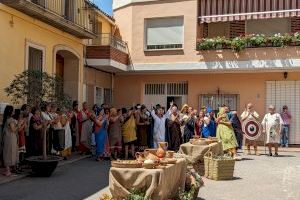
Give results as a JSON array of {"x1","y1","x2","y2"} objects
[
  {"x1": 90, "y1": 33, "x2": 128, "y2": 53},
  {"x1": 28, "y1": 0, "x2": 96, "y2": 34}
]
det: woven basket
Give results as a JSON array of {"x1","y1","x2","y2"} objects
[
  {"x1": 111, "y1": 161, "x2": 142, "y2": 168},
  {"x1": 204, "y1": 152, "x2": 235, "y2": 180}
]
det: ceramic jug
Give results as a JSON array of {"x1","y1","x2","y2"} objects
[{"x1": 156, "y1": 142, "x2": 168, "y2": 158}]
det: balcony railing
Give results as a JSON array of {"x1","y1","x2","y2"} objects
[
  {"x1": 90, "y1": 33, "x2": 128, "y2": 53},
  {"x1": 0, "y1": 0, "x2": 97, "y2": 38}
]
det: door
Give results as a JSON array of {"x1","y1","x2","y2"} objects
[
  {"x1": 56, "y1": 54, "x2": 64, "y2": 79},
  {"x1": 266, "y1": 81, "x2": 300, "y2": 144},
  {"x1": 167, "y1": 96, "x2": 182, "y2": 109}
]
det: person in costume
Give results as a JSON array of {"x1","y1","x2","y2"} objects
[
  {"x1": 151, "y1": 102, "x2": 172, "y2": 148},
  {"x1": 135, "y1": 105, "x2": 150, "y2": 151},
  {"x1": 77, "y1": 102, "x2": 92, "y2": 154},
  {"x1": 167, "y1": 104, "x2": 182, "y2": 151},
  {"x1": 202, "y1": 107, "x2": 216, "y2": 138},
  {"x1": 241, "y1": 103, "x2": 260, "y2": 155},
  {"x1": 183, "y1": 107, "x2": 195, "y2": 143},
  {"x1": 216, "y1": 107, "x2": 239, "y2": 159},
  {"x1": 122, "y1": 108, "x2": 137, "y2": 159},
  {"x1": 230, "y1": 111, "x2": 243, "y2": 150},
  {"x1": 262, "y1": 105, "x2": 283, "y2": 157}
]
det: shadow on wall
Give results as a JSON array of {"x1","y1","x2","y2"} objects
[{"x1": 195, "y1": 46, "x2": 300, "y2": 71}]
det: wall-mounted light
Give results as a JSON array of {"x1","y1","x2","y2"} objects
[
  {"x1": 283, "y1": 72, "x2": 288, "y2": 80},
  {"x1": 9, "y1": 15, "x2": 14, "y2": 27}
]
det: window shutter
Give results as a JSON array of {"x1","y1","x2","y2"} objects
[
  {"x1": 291, "y1": 17, "x2": 300, "y2": 33},
  {"x1": 230, "y1": 20, "x2": 245, "y2": 38},
  {"x1": 146, "y1": 17, "x2": 184, "y2": 49}
]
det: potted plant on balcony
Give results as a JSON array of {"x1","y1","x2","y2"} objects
[{"x1": 4, "y1": 70, "x2": 71, "y2": 177}]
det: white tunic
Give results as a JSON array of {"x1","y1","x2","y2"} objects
[
  {"x1": 151, "y1": 109, "x2": 171, "y2": 148},
  {"x1": 262, "y1": 113, "x2": 283, "y2": 144}
]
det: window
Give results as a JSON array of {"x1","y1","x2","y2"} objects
[
  {"x1": 28, "y1": 47, "x2": 43, "y2": 72},
  {"x1": 95, "y1": 87, "x2": 103, "y2": 105},
  {"x1": 200, "y1": 94, "x2": 238, "y2": 113},
  {"x1": 208, "y1": 22, "x2": 230, "y2": 38},
  {"x1": 145, "y1": 83, "x2": 165, "y2": 95},
  {"x1": 145, "y1": 17, "x2": 184, "y2": 50},
  {"x1": 104, "y1": 88, "x2": 112, "y2": 105},
  {"x1": 246, "y1": 18, "x2": 291, "y2": 36}
]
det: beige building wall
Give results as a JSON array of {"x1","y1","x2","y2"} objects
[
  {"x1": 85, "y1": 67, "x2": 112, "y2": 107},
  {"x1": 0, "y1": 5, "x2": 85, "y2": 104},
  {"x1": 114, "y1": 72, "x2": 300, "y2": 116},
  {"x1": 114, "y1": 0, "x2": 199, "y2": 64}
]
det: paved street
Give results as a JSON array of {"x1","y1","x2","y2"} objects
[
  {"x1": 0, "y1": 152, "x2": 300, "y2": 200},
  {"x1": 0, "y1": 159, "x2": 110, "y2": 200}
]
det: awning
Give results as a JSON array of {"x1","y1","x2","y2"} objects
[{"x1": 199, "y1": 0, "x2": 300, "y2": 23}]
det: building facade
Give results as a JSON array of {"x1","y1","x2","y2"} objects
[
  {"x1": 112, "y1": 0, "x2": 300, "y2": 144},
  {"x1": 0, "y1": 0, "x2": 97, "y2": 105},
  {"x1": 0, "y1": 0, "x2": 129, "y2": 109}
]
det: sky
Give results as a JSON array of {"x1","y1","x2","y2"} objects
[{"x1": 93, "y1": 0, "x2": 113, "y2": 16}]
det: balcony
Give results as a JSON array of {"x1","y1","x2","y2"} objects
[
  {"x1": 0, "y1": 0, "x2": 97, "y2": 38},
  {"x1": 86, "y1": 33, "x2": 129, "y2": 72}
]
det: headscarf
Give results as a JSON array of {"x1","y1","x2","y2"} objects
[
  {"x1": 217, "y1": 107, "x2": 227, "y2": 120},
  {"x1": 180, "y1": 104, "x2": 189, "y2": 113},
  {"x1": 206, "y1": 107, "x2": 213, "y2": 114}
]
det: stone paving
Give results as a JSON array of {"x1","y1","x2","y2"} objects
[{"x1": 0, "y1": 150, "x2": 300, "y2": 200}]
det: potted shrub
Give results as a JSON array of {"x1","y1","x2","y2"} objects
[{"x1": 5, "y1": 70, "x2": 71, "y2": 176}]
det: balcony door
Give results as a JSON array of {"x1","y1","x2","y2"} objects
[{"x1": 64, "y1": 0, "x2": 75, "y2": 21}]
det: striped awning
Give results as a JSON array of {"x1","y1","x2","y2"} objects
[{"x1": 199, "y1": 0, "x2": 300, "y2": 23}]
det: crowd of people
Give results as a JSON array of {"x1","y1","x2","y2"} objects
[{"x1": 0, "y1": 100, "x2": 292, "y2": 176}]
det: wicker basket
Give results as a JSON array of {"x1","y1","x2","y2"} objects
[
  {"x1": 204, "y1": 152, "x2": 235, "y2": 180},
  {"x1": 111, "y1": 161, "x2": 143, "y2": 168}
]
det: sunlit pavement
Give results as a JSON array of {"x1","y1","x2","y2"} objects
[{"x1": 200, "y1": 152, "x2": 300, "y2": 200}]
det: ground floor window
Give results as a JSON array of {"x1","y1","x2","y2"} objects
[
  {"x1": 266, "y1": 81, "x2": 300, "y2": 144},
  {"x1": 94, "y1": 87, "x2": 103, "y2": 106},
  {"x1": 199, "y1": 94, "x2": 239, "y2": 113}
]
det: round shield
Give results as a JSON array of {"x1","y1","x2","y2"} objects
[{"x1": 242, "y1": 119, "x2": 262, "y2": 140}]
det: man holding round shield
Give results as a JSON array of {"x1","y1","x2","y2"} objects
[{"x1": 241, "y1": 103, "x2": 261, "y2": 156}]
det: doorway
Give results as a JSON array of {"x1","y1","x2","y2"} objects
[
  {"x1": 55, "y1": 49, "x2": 79, "y2": 101},
  {"x1": 167, "y1": 96, "x2": 183, "y2": 109}
]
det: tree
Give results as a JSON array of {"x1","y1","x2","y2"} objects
[
  {"x1": 5, "y1": 70, "x2": 71, "y2": 109},
  {"x1": 5, "y1": 70, "x2": 72, "y2": 159}
]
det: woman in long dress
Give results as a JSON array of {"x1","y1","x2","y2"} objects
[
  {"x1": 216, "y1": 107, "x2": 238, "y2": 159},
  {"x1": 183, "y1": 112, "x2": 195, "y2": 143},
  {"x1": 109, "y1": 108, "x2": 123, "y2": 159},
  {"x1": 168, "y1": 104, "x2": 182, "y2": 151},
  {"x1": 122, "y1": 108, "x2": 137, "y2": 159},
  {"x1": 2, "y1": 105, "x2": 19, "y2": 177},
  {"x1": 70, "y1": 101, "x2": 79, "y2": 152},
  {"x1": 77, "y1": 102, "x2": 92, "y2": 154},
  {"x1": 262, "y1": 105, "x2": 283, "y2": 157},
  {"x1": 59, "y1": 111, "x2": 72, "y2": 158},
  {"x1": 28, "y1": 107, "x2": 43, "y2": 156},
  {"x1": 136, "y1": 105, "x2": 150, "y2": 150}
]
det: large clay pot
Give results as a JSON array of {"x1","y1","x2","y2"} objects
[{"x1": 156, "y1": 142, "x2": 168, "y2": 158}]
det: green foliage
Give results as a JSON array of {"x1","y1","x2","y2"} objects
[
  {"x1": 4, "y1": 70, "x2": 71, "y2": 109},
  {"x1": 197, "y1": 32, "x2": 300, "y2": 52},
  {"x1": 123, "y1": 189, "x2": 151, "y2": 200},
  {"x1": 246, "y1": 34, "x2": 266, "y2": 47},
  {"x1": 231, "y1": 37, "x2": 246, "y2": 52}
]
